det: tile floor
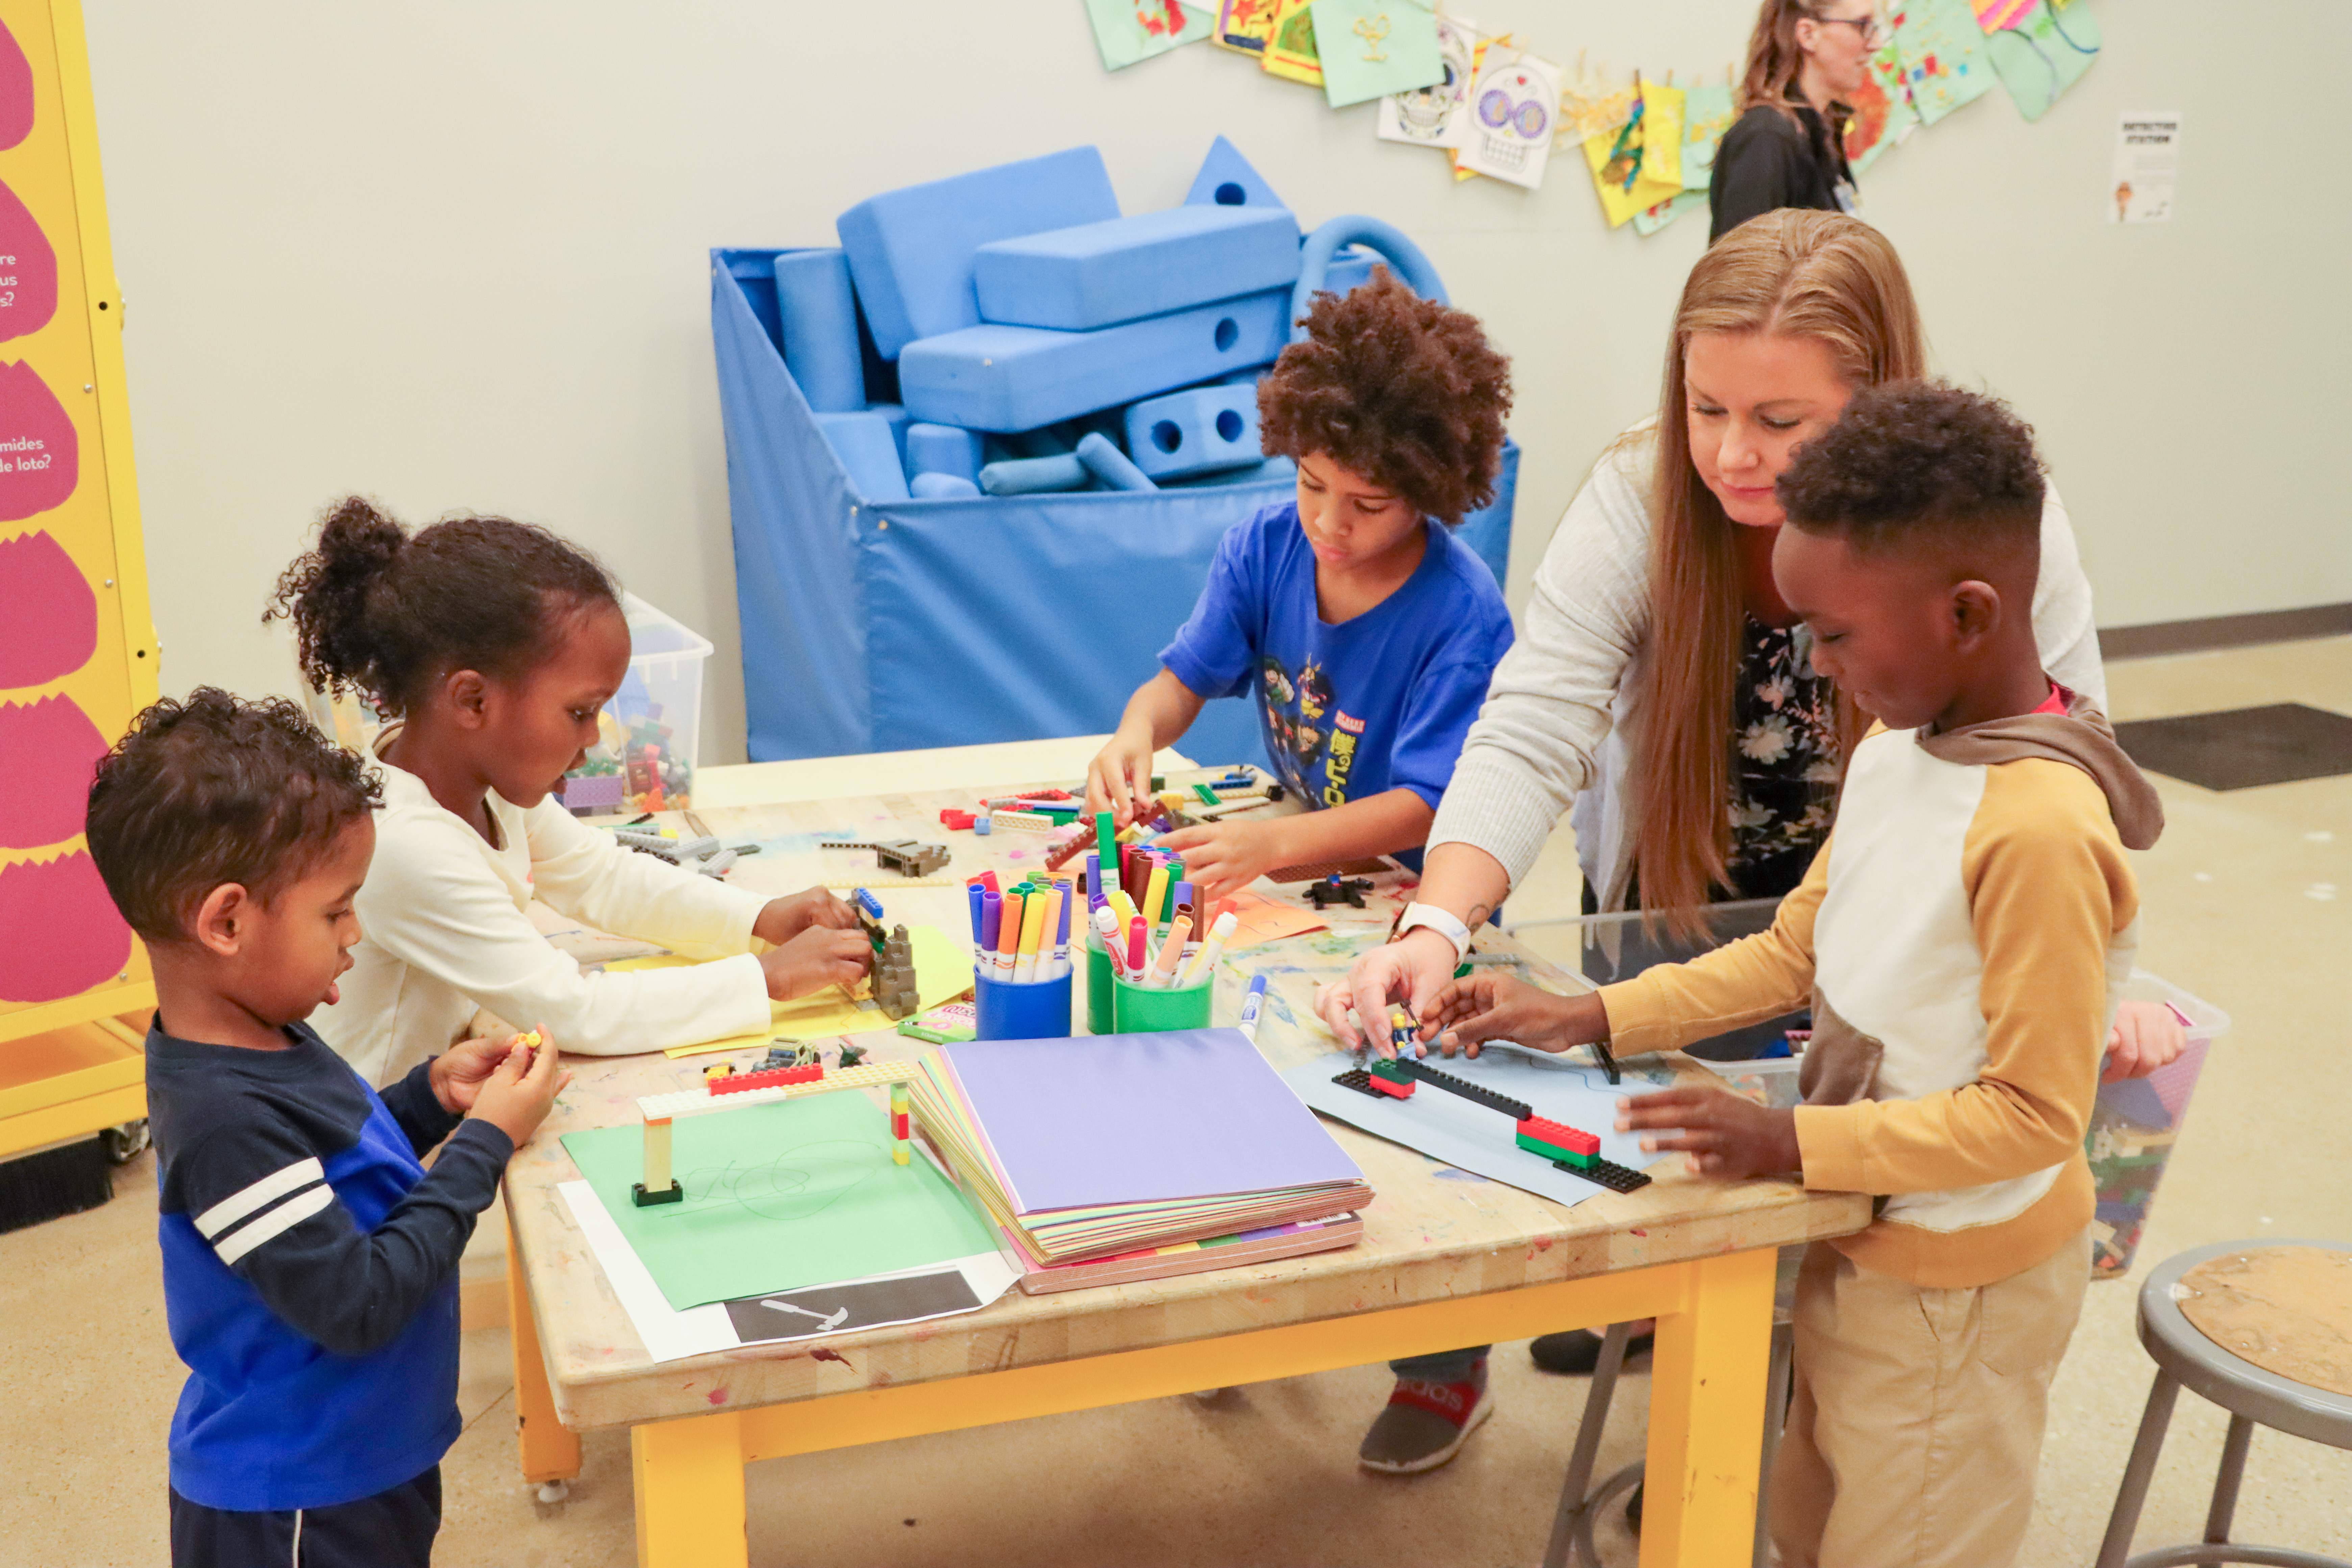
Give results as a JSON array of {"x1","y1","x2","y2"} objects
[{"x1": 2, "y1": 638, "x2": 2345, "y2": 1568}]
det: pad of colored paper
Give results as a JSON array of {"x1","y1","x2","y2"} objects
[
  {"x1": 625, "y1": 925, "x2": 971, "y2": 1057},
  {"x1": 560, "y1": 1088, "x2": 998, "y2": 1312},
  {"x1": 1282, "y1": 1045, "x2": 1662, "y2": 1209},
  {"x1": 1221, "y1": 889, "x2": 1329, "y2": 949},
  {"x1": 908, "y1": 1028, "x2": 1370, "y2": 1261}
]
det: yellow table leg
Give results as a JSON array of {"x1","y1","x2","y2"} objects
[
  {"x1": 506, "y1": 1214, "x2": 581, "y2": 1486},
  {"x1": 1639, "y1": 1247, "x2": 1777, "y2": 1568},
  {"x1": 633, "y1": 1412, "x2": 748, "y2": 1568}
]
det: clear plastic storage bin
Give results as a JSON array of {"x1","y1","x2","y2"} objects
[{"x1": 558, "y1": 592, "x2": 712, "y2": 816}]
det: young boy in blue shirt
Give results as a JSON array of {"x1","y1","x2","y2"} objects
[
  {"x1": 84, "y1": 689, "x2": 566, "y2": 1568},
  {"x1": 1087, "y1": 268, "x2": 1517, "y2": 902}
]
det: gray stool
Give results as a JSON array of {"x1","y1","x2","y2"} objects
[
  {"x1": 2095, "y1": 1239, "x2": 2352, "y2": 1568},
  {"x1": 1539, "y1": 1316, "x2": 1796, "y2": 1568}
]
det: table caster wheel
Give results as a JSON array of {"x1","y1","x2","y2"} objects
[{"x1": 535, "y1": 1479, "x2": 569, "y2": 1504}]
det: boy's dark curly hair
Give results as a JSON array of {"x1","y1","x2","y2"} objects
[
  {"x1": 1258, "y1": 266, "x2": 1512, "y2": 524},
  {"x1": 265, "y1": 496, "x2": 618, "y2": 716},
  {"x1": 1777, "y1": 381, "x2": 2046, "y2": 557},
  {"x1": 85, "y1": 688, "x2": 383, "y2": 944}
]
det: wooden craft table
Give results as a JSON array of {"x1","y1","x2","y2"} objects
[{"x1": 503, "y1": 739, "x2": 1869, "y2": 1567}]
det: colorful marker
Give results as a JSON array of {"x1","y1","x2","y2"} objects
[
  {"x1": 1126, "y1": 914, "x2": 1148, "y2": 977},
  {"x1": 1014, "y1": 888, "x2": 1049, "y2": 984},
  {"x1": 1149, "y1": 915, "x2": 1192, "y2": 988},
  {"x1": 1238, "y1": 972, "x2": 1269, "y2": 1042},
  {"x1": 996, "y1": 889, "x2": 1024, "y2": 981},
  {"x1": 1180, "y1": 908, "x2": 1236, "y2": 989},
  {"x1": 1095, "y1": 905, "x2": 1129, "y2": 979}
]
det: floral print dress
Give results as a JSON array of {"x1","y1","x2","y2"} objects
[{"x1": 1725, "y1": 616, "x2": 1842, "y2": 900}]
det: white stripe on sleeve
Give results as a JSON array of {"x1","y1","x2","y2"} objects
[
  {"x1": 214, "y1": 1182, "x2": 334, "y2": 1267},
  {"x1": 194, "y1": 1157, "x2": 326, "y2": 1239}
]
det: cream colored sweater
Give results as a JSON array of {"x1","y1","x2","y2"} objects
[
  {"x1": 1427, "y1": 425, "x2": 2107, "y2": 909},
  {"x1": 314, "y1": 739, "x2": 770, "y2": 1087}
]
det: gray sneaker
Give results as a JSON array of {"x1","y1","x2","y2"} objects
[{"x1": 1356, "y1": 1363, "x2": 1493, "y2": 1474}]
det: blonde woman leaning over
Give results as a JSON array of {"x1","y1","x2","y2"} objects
[{"x1": 1326, "y1": 211, "x2": 2184, "y2": 1486}]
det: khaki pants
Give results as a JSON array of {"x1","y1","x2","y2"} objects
[{"x1": 1768, "y1": 1226, "x2": 2091, "y2": 1568}]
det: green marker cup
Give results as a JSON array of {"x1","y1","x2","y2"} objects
[{"x1": 1111, "y1": 969, "x2": 1213, "y2": 1033}]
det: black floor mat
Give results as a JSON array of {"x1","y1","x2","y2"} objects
[{"x1": 2112, "y1": 703, "x2": 2352, "y2": 790}]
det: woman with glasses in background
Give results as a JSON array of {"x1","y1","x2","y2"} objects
[{"x1": 1710, "y1": 1, "x2": 1882, "y2": 242}]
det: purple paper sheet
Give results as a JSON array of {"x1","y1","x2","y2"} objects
[{"x1": 941, "y1": 1028, "x2": 1363, "y2": 1212}]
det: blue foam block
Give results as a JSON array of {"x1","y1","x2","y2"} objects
[
  {"x1": 979, "y1": 452, "x2": 1088, "y2": 496},
  {"x1": 771, "y1": 250, "x2": 865, "y2": 412},
  {"x1": 867, "y1": 402, "x2": 911, "y2": 466},
  {"x1": 973, "y1": 206, "x2": 1302, "y2": 331},
  {"x1": 898, "y1": 287, "x2": 1292, "y2": 433},
  {"x1": 836, "y1": 147, "x2": 1120, "y2": 360},
  {"x1": 909, "y1": 471, "x2": 981, "y2": 499},
  {"x1": 1185, "y1": 135, "x2": 1284, "y2": 212},
  {"x1": 812, "y1": 411, "x2": 909, "y2": 501},
  {"x1": 1124, "y1": 385, "x2": 1263, "y2": 480},
  {"x1": 905, "y1": 422, "x2": 983, "y2": 483},
  {"x1": 1076, "y1": 432, "x2": 1158, "y2": 492},
  {"x1": 1168, "y1": 455, "x2": 1296, "y2": 489}
]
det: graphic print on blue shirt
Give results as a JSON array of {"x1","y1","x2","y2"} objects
[
  {"x1": 147, "y1": 1020, "x2": 512, "y2": 1512},
  {"x1": 1160, "y1": 502, "x2": 1514, "y2": 847}
]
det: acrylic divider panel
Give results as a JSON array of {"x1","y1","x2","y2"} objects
[
  {"x1": 560, "y1": 1088, "x2": 998, "y2": 1312},
  {"x1": 0, "y1": 0, "x2": 160, "y2": 1036}
]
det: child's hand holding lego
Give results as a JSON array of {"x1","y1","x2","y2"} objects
[
  {"x1": 469, "y1": 1028, "x2": 568, "y2": 1147},
  {"x1": 432, "y1": 1027, "x2": 545, "y2": 1114},
  {"x1": 1156, "y1": 819, "x2": 1285, "y2": 906},
  {"x1": 2103, "y1": 999, "x2": 2187, "y2": 1083},
  {"x1": 1085, "y1": 723, "x2": 1159, "y2": 829},
  {"x1": 1423, "y1": 974, "x2": 1610, "y2": 1060},
  {"x1": 759, "y1": 925, "x2": 873, "y2": 1001},
  {"x1": 755, "y1": 887, "x2": 860, "y2": 947},
  {"x1": 1614, "y1": 1086, "x2": 1800, "y2": 1180}
]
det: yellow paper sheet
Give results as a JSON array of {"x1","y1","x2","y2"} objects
[
  {"x1": 623, "y1": 925, "x2": 976, "y2": 1058},
  {"x1": 1582, "y1": 79, "x2": 1685, "y2": 228}
]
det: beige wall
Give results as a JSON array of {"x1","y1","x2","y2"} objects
[{"x1": 83, "y1": 1, "x2": 2352, "y2": 763}]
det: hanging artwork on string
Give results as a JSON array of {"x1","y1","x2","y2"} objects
[
  {"x1": 1311, "y1": 0, "x2": 1445, "y2": 110},
  {"x1": 1580, "y1": 75, "x2": 1684, "y2": 226},
  {"x1": 1210, "y1": 0, "x2": 1280, "y2": 58},
  {"x1": 1557, "y1": 52, "x2": 1641, "y2": 141},
  {"x1": 1841, "y1": 45, "x2": 1919, "y2": 172},
  {"x1": 1979, "y1": 0, "x2": 2100, "y2": 122},
  {"x1": 1083, "y1": 0, "x2": 1215, "y2": 71},
  {"x1": 1631, "y1": 189, "x2": 1707, "y2": 237},
  {"x1": 1455, "y1": 49, "x2": 1560, "y2": 189},
  {"x1": 1376, "y1": 10, "x2": 1478, "y2": 149},
  {"x1": 1260, "y1": 0, "x2": 1324, "y2": 85},
  {"x1": 1888, "y1": 0, "x2": 1996, "y2": 124},
  {"x1": 1679, "y1": 80, "x2": 1736, "y2": 193}
]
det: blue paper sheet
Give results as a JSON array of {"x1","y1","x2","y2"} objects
[
  {"x1": 941, "y1": 1027, "x2": 1364, "y2": 1212},
  {"x1": 1282, "y1": 1046, "x2": 1676, "y2": 1208}
]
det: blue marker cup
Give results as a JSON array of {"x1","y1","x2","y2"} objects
[{"x1": 974, "y1": 968, "x2": 1074, "y2": 1040}]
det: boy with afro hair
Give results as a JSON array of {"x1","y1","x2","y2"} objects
[{"x1": 1087, "y1": 268, "x2": 1516, "y2": 902}]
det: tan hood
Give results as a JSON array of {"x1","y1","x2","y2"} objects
[{"x1": 1915, "y1": 689, "x2": 2164, "y2": 851}]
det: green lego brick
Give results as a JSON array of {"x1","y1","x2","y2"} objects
[
  {"x1": 1369, "y1": 1057, "x2": 1413, "y2": 1083},
  {"x1": 1517, "y1": 1131, "x2": 1593, "y2": 1167},
  {"x1": 1193, "y1": 783, "x2": 1220, "y2": 806}
]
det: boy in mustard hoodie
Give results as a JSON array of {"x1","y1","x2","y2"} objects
[{"x1": 1418, "y1": 382, "x2": 2161, "y2": 1568}]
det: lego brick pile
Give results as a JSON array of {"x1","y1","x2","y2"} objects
[{"x1": 777, "y1": 137, "x2": 1404, "y2": 502}]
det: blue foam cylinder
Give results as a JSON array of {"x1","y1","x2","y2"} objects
[
  {"x1": 1323, "y1": 248, "x2": 1377, "y2": 298},
  {"x1": 1292, "y1": 217, "x2": 1448, "y2": 343},
  {"x1": 812, "y1": 410, "x2": 909, "y2": 500},
  {"x1": 898, "y1": 287, "x2": 1292, "y2": 433},
  {"x1": 1124, "y1": 385, "x2": 1263, "y2": 480},
  {"x1": 1185, "y1": 134, "x2": 1285, "y2": 212},
  {"x1": 771, "y1": 250, "x2": 866, "y2": 412},
  {"x1": 978, "y1": 452, "x2": 1088, "y2": 496},
  {"x1": 973, "y1": 206, "x2": 1302, "y2": 331},
  {"x1": 836, "y1": 147, "x2": 1120, "y2": 360},
  {"x1": 909, "y1": 471, "x2": 981, "y2": 499},
  {"x1": 905, "y1": 422, "x2": 983, "y2": 483},
  {"x1": 1076, "y1": 432, "x2": 1158, "y2": 492}
]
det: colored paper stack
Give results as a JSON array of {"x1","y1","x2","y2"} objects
[{"x1": 906, "y1": 1028, "x2": 1370, "y2": 1262}]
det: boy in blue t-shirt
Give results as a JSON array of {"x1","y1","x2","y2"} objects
[
  {"x1": 1087, "y1": 268, "x2": 1516, "y2": 901},
  {"x1": 83, "y1": 690, "x2": 566, "y2": 1568}
]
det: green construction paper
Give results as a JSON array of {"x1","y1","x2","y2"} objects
[
  {"x1": 1308, "y1": 0, "x2": 1443, "y2": 110},
  {"x1": 1889, "y1": 0, "x2": 1996, "y2": 126},
  {"x1": 562, "y1": 1089, "x2": 997, "y2": 1312},
  {"x1": 1084, "y1": 0, "x2": 1215, "y2": 72},
  {"x1": 1680, "y1": 83, "x2": 1735, "y2": 193},
  {"x1": 1982, "y1": 0, "x2": 2100, "y2": 123}
]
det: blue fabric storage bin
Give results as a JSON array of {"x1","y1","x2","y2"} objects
[{"x1": 713, "y1": 248, "x2": 1518, "y2": 764}]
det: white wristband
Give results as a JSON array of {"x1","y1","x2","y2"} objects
[{"x1": 1395, "y1": 903, "x2": 1473, "y2": 967}]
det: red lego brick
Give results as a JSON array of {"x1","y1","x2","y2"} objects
[
  {"x1": 1517, "y1": 1115, "x2": 1598, "y2": 1155},
  {"x1": 711, "y1": 1062, "x2": 823, "y2": 1095},
  {"x1": 1367, "y1": 1072, "x2": 1416, "y2": 1099},
  {"x1": 939, "y1": 809, "x2": 977, "y2": 830}
]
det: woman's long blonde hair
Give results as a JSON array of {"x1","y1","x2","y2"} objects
[{"x1": 1633, "y1": 210, "x2": 1926, "y2": 934}]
